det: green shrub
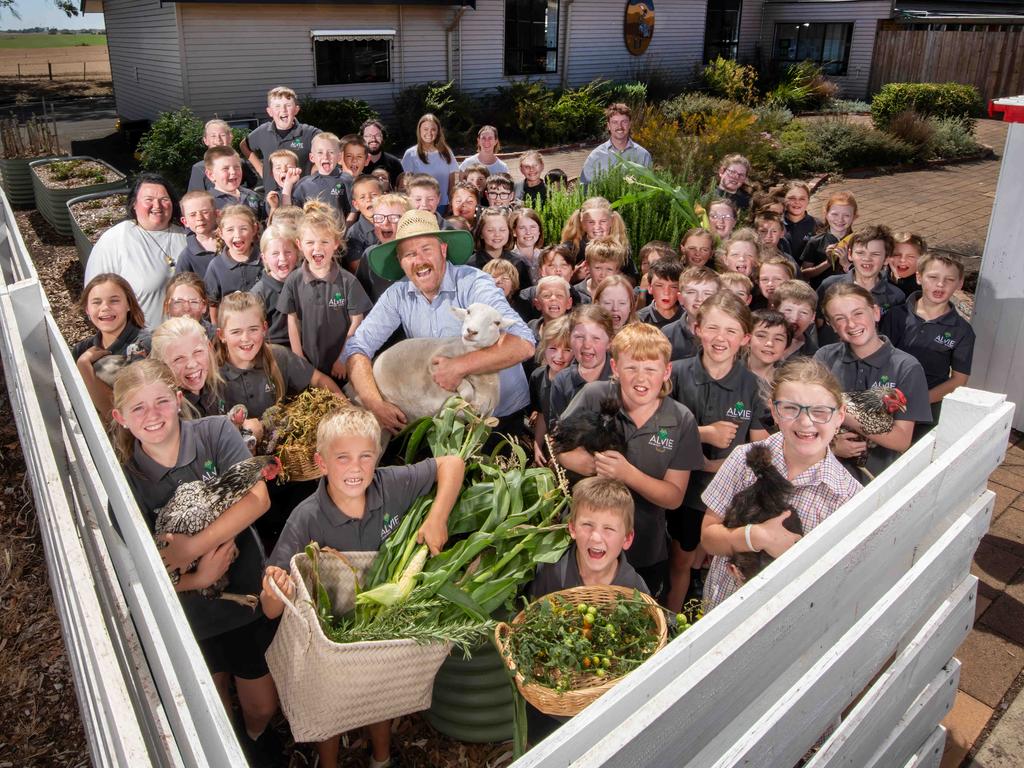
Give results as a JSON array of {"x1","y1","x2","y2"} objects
[
  {"x1": 773, "y1": 122, "x2": 820, "y2": 176},
  {"x1": 496, "y1": 81, "x2": 559, "y2": 145},
  {"x1": 821, "y1": 99, "x2": 871, "y2": 114},
  {"x1": 599, "y1": 80, "x2": 648, "y2": 109},
  {"x1": 753, "y1": 104, "x2": 794, "y2": 135},
  {"x1": 662, "y1": 92, "x2": 752, "y2": 131},
  {"x1": 804, "y1": 117, "x2": 917, "y2": 171},
  {"x1": 551, "y1": 81, "x2": 606, "y2": 142},
  {"x1": 871, "y1": 82, "x2": 981, "y2": 130},
  {"x1": 764, "y1": 61, "x2": 838, "y2": 112},
  {"x1": 137, "y1": 107, "x2": 204, "y2": 192},
  {"x1": 297, "y1": 97, "x2": 379, "y2": 141},
  {"x1": 392, "y1": 81, "x2": 478, "y2": 148},
  {"x1": 700, "y1": 56, "x2": 759, "y2": 105},
  {"x1": 886, "y1": 111, "x2": 936, "y2": 161},
  {"x1": 929, "y1": 117, "x2": 982, "y2": 159}
]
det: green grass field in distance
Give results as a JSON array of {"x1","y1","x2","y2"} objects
[{"x1": 0, "y1": 33, "x2": 106, "y2": 48}]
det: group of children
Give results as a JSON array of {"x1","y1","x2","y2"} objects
[{"x1": 71, "y1": 84, "x2": 978, "y2": 766}]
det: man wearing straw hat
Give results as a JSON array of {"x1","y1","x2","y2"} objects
[{"x1": 342, "y1": 209, "x2": 535, "y2": 433}]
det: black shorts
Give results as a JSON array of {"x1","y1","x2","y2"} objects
[
  {"x1": 667, "y1": 506, "x2": 705, "y2": 552},
  {"x1": 634, "y1": 560, "x2": 668, "y2": 601},
  {"x1": 199, "y1": 616, "x2": 277, "y2": 679}
]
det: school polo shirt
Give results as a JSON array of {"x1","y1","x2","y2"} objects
[
  {"x1": 249, "y1": 275, "x2": 288, "y2": 346},
  {"x1": 561, "y1": 380, "x2": 703, "y2": 567},
  {"x1": 123, "y1": 416, "x2": 264, "y2": 640},
  {"x1": 661, "y1": 317, "x2": 698, "y2": 361},
  {"x1": 815, "y1": 338, "x2": 932, "y2": 477},
  {"x1": 880, "y1": 292, "x2": 975, "y2": 389},
  {"x1": 204, "y1": 248, "x2": 264, "y2": 303},
  {"x1": 817, "y1": 272, "x2": 907, "y2": 346},
  {"x1": 267, "y1": 459, "x2": 439, "y2": 569},
  {"x1": 72, "y1": 321, "x2": 150, "y2": 362},
  {"x1": 210, "y1": 187, "x2": 265, "y2": 220},
  {"x1": 669, "y1": 356, "x2": 766, "y2": 507},
  {"x1": 185, "y1": 386, "x2": 224, "y2": 418},
  {"x1": 246, "y1": 120, "x2": 321, "y2": 192},
  {"x1": 637, "y1": 302, "x2": 681, "y2": 329},
  {"x1": 278, "y1": 262, "x2": 372, "y2": 374},
  {"x1": 345, "y1": 217, "x2": 378, "y2": 267},
  {"x1": 176, "y1": 233, "x2": 218, "y2": 278},
  {"x1": 800, "y1": 232, "x2": 840, "y2": 291},
  {"x1": 220, "y1": 344, "x2": 314, "y2": 419},
  {"x1": 528, "y1": 544, "x2": 649, "y2": 600},
  {"x1": 572, "y1": 279, "x2": 594, "y2": 305},
  {"x1": 548, "y1": 357, "x2": 614, "y2": 425},
  {"x1": 783, "y1": 214, "x2": 817, "y2": 256},
  {"x1": 291, "y1": 168, "x2": 351, "y2": 218}
]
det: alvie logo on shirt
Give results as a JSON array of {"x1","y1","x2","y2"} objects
[
  {"x1": 381, "y1": 511, "x2": 401, "y2": 539},
  {"x1": 201, "y1": 459, "x2": 218, "y2": 482},
  {"x1": 726, "y1": 400, "x2": 752, "y2": 420},
  {"x1": 290, "y1": 137, "x2": 303, "y2": 148},
  {"x1": 873, "y1": 374, "x2": 897, "y2": 389},
  {"x1": 648, "y1": 427, "x2": 675, "y2": 453},
  {"x1": 328, "y1": 291, "x2": 347, "y2": 309},
  {"x1": 331, "y1": 183, "x2": 343, "y2": 198},
  {"x1": 934, "y1": 331, "x2": 957, "y2": 348}
]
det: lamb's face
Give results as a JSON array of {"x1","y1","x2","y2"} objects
[{"x1": 452, "y1": 303, "x2": 510, "y2": 350}]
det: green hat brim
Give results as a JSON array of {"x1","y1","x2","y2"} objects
[{"x1": 368, "y1": 229, "x2": 475, "y2": 282}]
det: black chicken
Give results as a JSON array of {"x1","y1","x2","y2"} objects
[
  {"x1": 552, "y1": 397, "x2": 627, "y2": 455},
  {"x1": 722, "y1": 444, "x2": 803, "y2": 583},
  {"x1": 155, "y1": 455, "x2": 281, "y2": 606}
]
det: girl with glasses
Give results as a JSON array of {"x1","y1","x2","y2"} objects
[{"x1": 700, "y1": 357, "x2": 861, "y2": 611}]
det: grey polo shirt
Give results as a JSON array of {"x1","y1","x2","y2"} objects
[
  {"x1": 251, "y1": 275, "x2": 289, "y2": 346},
  {"x1": 528, "y1": 543, "x2": 649, "y2": 599},
  {"x1": 184, "y1": 386, "x2": 224, "y2": 418},
  {"x1": 345, "y1": 216, "x2": 378, "y2": 268},
  {"x1": 220, "y1": 344, "x2": 314, "y2": 419},
  {"x1": 246, "y1": 120, "x2": 321, "y2": 192},
  {"x1": 548, "y1": 357, "x2": 614, "y2": 425},
  {"x1": 268, "y1": 459, "x2": 439, "y2": 569},
  {"x1": 210, "y1": 186, "x2": 265, "y2": 221},
  {"x1": 278, "y1": 262, "x2": 372, "y2": 374},
  {"x1": 661, "y1": 316, "x2": 698, "y2": 361},
  {"x1": 669, "y1": 355, "x2": 766, "y2": 508},
  {"x1": 815, "y1": 337, "x2": 932, "y2": 477},
  {"x1": 638, "y1": 302, "x2": 681, "y2": 329},
  {"x1": 204, "y1": 248, "x2": 264, "y2": 303},
  {"x1": 880, "y1": 292, "x2": 975, "y2": 389},
  {"x1": 291, "y1": 168, "x2": 351, "y2": 217},
  {"x1": 123, "y1": 416, "x2": 264, "y2": 640},
  {"x1": 561, "y1": 380, "x2": 704, "y2": 567},
  {"x1": 176, "y1": 233, "x2": 217, "y2": 278}
]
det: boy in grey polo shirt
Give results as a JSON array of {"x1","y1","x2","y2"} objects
[
  {"x1": 260, "y1": 408, "x2": 464, "y2": 768},
  {"x1": 240, "y1": 85, "x2": 320, "y2": 195},
  {"x1": 291, "y1": 133, "x2": 352, "y2": 218}
]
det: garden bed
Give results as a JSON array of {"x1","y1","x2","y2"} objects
[
  {"x1": 29, "y1": 157, "x2": 125, "y2": 238},
  {"x1": 67, "y1": 189, "x2": 128, "y2": 264}
]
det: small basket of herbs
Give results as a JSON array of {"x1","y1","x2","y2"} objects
[
  {"x1": 264, "y1": 389, "x2": 350, "y2": 482},
  {"x1": 495, "y1": 585, "x2": 670, "y2": 716}
]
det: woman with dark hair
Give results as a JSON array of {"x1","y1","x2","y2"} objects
[{"x1": 85, "y1": 173, "x2": 188, "y2": 329}]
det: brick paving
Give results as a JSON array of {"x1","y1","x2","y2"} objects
[{"x1": 941, "y1": 433, "x2": 1024, "y2": 767}]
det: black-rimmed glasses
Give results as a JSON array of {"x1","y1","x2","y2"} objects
[{"x1": 772, "y1": 400, "x2": 838, "y2": 424}]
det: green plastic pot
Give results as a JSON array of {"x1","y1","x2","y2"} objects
[
  {"x1": 425, "y1": 640, "x2": 515, "y2": 743},
  {"x1": 0, "y1": 156, "x2": 54, "y2": 207},
  {"x1": 66, "y1": 188, "x2": 129, "y2": 267},
  {"x1": 30, "y1": 156, "x2": 126, "y2": 237}
]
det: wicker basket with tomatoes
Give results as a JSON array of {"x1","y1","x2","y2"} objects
[{"x1": 494, "y1": 585, "x2": 669, "y2": 716}]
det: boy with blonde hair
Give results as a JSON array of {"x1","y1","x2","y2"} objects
[
  {"x1": 241, "y1": 86, "x2": 321, "y2": 194},
  {"x1": 188, "y1": 119, "x2": 260, "y2": 192},
  {"x1": 291, "y1": 132, "x2": 351, "y2": 217},
  {"x1": 719, "y1": 271, "x2": 753, "y2": 305},
  {"x1": 264, "y1": 149, "x2": 302, "y2": 213},
  {"x1": 176, "y1": 190, "x2": 220, "y2": 277},
  {"x1": 515, "y1": 150, "x2": 546, "y2": 205},
  {"x1": 662, "y1": 266, "x2": 721, "y2": 361},
  {"x1": 261, "y1": 406, "x2": 465, "y2": 768},
  {"x1": 204, "y1": 146, "x2": 264, "y2": 218},
  {"x1": 772, "y1": 279, "x2": 819, "y2": 359},
  {"x1": 529, "y1": 476, "x2": 648, "y2": 597},
  {"x1": 345, "y1": 174, "x2": 386, "y2": 269},
  {"x1": 576, "y1": 237, "x2": 627, "y2": 303}
]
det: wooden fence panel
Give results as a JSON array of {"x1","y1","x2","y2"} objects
[{"x1": 869, "y1": 23, "x2": 1024, "y2": 103}]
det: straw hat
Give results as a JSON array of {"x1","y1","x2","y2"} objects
[{"x1": 368, "y1": 210, "x2": 474, "y2": 281}]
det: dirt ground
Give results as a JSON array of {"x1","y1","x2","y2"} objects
[{"x1": 0, "y1": 45, "x2": 110, "y2": 80}]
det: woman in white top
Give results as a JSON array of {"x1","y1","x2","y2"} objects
[
  {"x1": 459, "y1": 125, "x2": 510, "y2": 176},
  {"x1": 400, "y1": 113, "x2": 460, "y2": 209},
  {"x1": 84, "y1": 173, "x2": 188, "y2": 330}
]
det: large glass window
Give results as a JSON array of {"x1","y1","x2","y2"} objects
[
  {"x1": 773, "y1": 22, "x2": 854, "y2": 75},
  {"x1": 314, "y1": 36, "x2": 391, "y2": 85},
  {"x1": 505, "y1": 0, "x2": 560, "y2": 75},
  {"x1": 704, "y1": 0, "x2": 742, "y2": 62}
]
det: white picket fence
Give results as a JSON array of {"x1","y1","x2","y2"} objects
[{"x1": 0, "y1": 185, "x2": 1013, "y2": 767}]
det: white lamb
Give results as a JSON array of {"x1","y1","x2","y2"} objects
[{"x1": 370, "y1": 303, "x2": 514, "y2": 421}]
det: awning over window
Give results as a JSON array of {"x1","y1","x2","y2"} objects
[{"x1": 311, "y1": 29, "x2": 397, "y2": 41}]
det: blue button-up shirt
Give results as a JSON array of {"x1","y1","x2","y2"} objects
[
  {"x1": 580, "y1": 138, "x2": 652, "y2": 185},
  {"x1": 342, "y1": 263, "x2": 534, "y2": 416}
]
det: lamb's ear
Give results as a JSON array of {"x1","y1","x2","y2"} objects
[
  {"x1": 450, "y1": 306, "x2": 469, "y2": 321},
  {"x1": 499, "y1": 317, "x2": 516, "y2": 330}
]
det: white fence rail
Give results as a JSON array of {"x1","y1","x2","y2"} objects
[{"x1": 0, "y1": 185, "x2": 1013, "y2": 766}]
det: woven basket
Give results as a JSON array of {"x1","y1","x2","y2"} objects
[
  {"x1": 277, "y1": 443, "x2": 320, "y2": 483},
  {"x1": 265, "y1": 549, "x2": 451, "y2": 742},
  {"x1": 494, "y1": 585, "x2": 667, "y2": 717}
]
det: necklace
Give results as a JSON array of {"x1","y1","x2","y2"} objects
[{"x1": 136, "y1": 224, "x2": 178, "y2": 273}]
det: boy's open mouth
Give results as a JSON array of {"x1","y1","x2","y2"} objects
[{"x1": 585, "y1": 545, "x2": 607, "y2": 562}]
